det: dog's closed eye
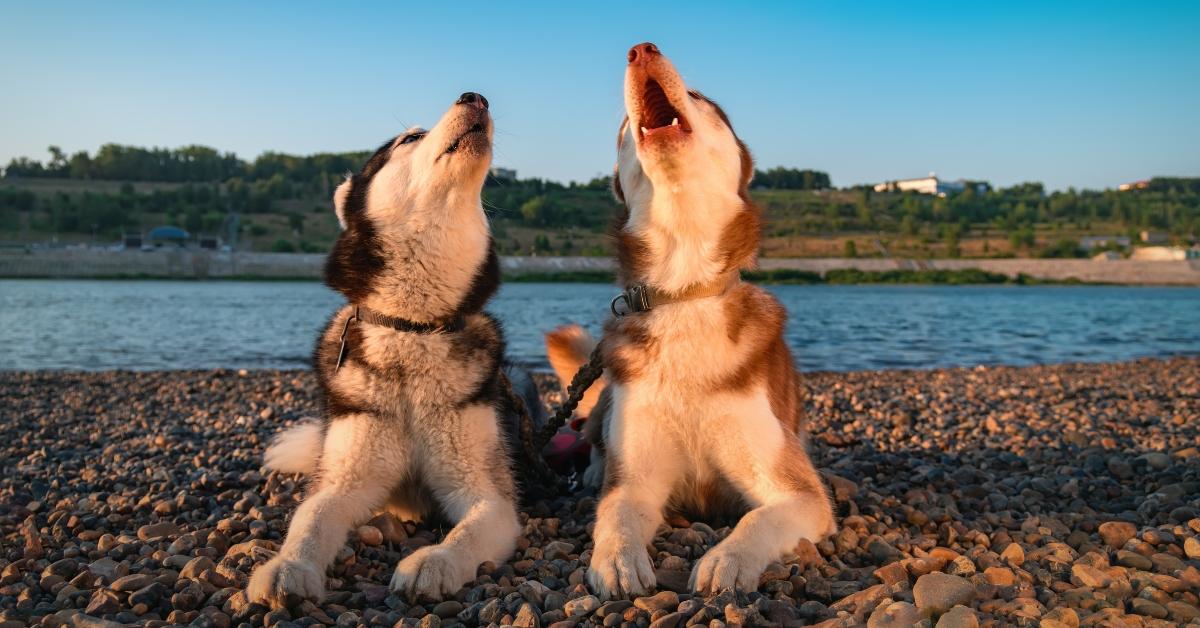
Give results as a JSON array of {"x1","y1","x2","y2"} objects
[{"x1": 399, "y1": 132, "x2": 426, "y2": 145}]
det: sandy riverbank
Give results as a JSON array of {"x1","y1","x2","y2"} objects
[{"x1": 1, "y1": 358, "x2": 1198, "y2": 626}]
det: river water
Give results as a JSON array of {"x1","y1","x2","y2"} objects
[{"x1": 1, "y1": 280, "x2": 1197, "y2": 372}]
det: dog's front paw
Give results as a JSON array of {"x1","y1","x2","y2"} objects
[
  {"x1": 689, "y1": 541, "x2": 767, "y2": 594},
  {"x1": 246, "y1": 557, "x2": 325, "y2": 607},
  {"x1": 390, "y1": 546, "x2": 472, "y2": 600},
  {"x1": 587, "y1": 543, "x2": 655, "y2": 600}
]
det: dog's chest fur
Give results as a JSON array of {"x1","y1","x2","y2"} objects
[
  {"x1": 313, "y1": 307, "x2": 504, "y2": 422},
  {"x1": 603, "y1": 283, "x2": 789, "y2": 397},
  {"x1": 611, "y1": 298, "x2": 731, "y2": 390},
  {"x1": 598, "y1": 283, "x2": 802, "y2": 514}
]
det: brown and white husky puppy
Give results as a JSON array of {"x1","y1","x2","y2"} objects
[
  {"x1": 547, "y1": 43, "x2": 836, "y2": 599},
  {"x1": 247, "y1": 92, "x2": 528, "y2": 606}
]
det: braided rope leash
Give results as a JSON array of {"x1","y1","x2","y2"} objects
[
  {"x1": 535, "y1": 345, "x2": 606, "y2": 451},
  {"x1": 498, "y1": 370, "x2": 561, "y2": 493},
  {"x1": 504, "y1": 275, "x2": 736, "y2": 493},
  {"x1": 503, "y1": 344, "x2": 606, "y2": 495}
]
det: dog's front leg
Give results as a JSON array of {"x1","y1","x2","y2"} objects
[
  {"x1": 390, "y1": 404, "x2": 520, "y2": 600},
  {"x1": 248, "y1": 414, "x2": 395, "y2": 607},
  {"x1": 587, "y1": 387, "x2": 679, "y2": 600},
  {"x1": 690, "y1": 397, "x2": 836, "y2": 594}
]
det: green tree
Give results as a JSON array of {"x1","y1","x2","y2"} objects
[
  {"x1": 202, "y1": 211, "x2": 225, "y2": 232},
  {"x1": 1009, "y1": 226, "x2": 1035, "y2": 250},
  {"x1": 520, "y1": 195, "x2": 558, "y2": 227},
  {"x1": 842, "y1": 240, "x2": 858, "y2": 258},
  {"x1": 287, "y1": 212, "x2": 305, "y2": 233},
  {"x1": 751, "y1": 167, "x2": 831, "y2": 190},
  {"x1": 184, "y1": 208, "x2": 204, "y2": 233},
  {"x1": 1038, "y1": 238, "x2": 1082, "y2": 258},
  {"x1": 944, "y1": 226, "x2": 961, "y2": 258},
  {"x1": 855, "y1": 192, "x2": 872, "y2": 228},
  {"x1": 68, "y1": 152, "x2": 92, "y2": 179},
  {"x1": 47, "y1": 146, "x2": 68, "y2": 175}
]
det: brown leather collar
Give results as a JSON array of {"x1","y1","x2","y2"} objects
[{"x1": 611, "y1": 272, "x2": 740, "y2": 317}]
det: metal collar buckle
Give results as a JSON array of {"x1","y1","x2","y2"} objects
[
  {"x1": 335, "y1": 306, "x2": 359, "y2": 372},
  {"x1": 610, "y1": 285, "x2": 651, "y2": 317}
]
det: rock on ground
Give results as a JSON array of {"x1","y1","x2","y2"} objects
[{"x1": 1, "y1": 357, "x2": 1198, "y2": 626}]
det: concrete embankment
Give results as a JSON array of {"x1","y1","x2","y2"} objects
[
  {"x1": 0, "y1": 249, "x2": 326, "y2": 279},
  {"x1": 1, "y1": 248, "x2": 1198, "y2": 284},
  {"x1": 757, "y1": 257, "x2": 1200, "y2": 285}
]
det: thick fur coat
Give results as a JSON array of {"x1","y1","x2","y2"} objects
[
  {"x1": 247, "y1": 93, "x2": 534, "y2": 605},
  {"x1": 547, "y1": 44, "x2": 836, "y2": 600}
]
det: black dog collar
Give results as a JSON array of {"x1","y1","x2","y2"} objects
[{"x1": 336, "y1": 305, "x2": 466, "y2": 370}]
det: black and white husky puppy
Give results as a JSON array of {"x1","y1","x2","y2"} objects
[{"x1": 247, "y1": 92, "x2": 532, "y2": 605}]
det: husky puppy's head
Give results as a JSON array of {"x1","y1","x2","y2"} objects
[
  {"x1": 326, "y1": 92, "x2": 499, "y2": 321},
  {"x1": 613, "y1": 43, "x2": 761, "y2": 292}
]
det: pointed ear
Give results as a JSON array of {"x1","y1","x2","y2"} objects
[
  {"x1": 738, "y1": 140, "x2": 755, "y2": 189},
  {"x1": 333, "y1": 177, "x2": 352, "y2": 229},
  {"x1": 613, "y1": 118, "x2": 629, "y2": 203}
]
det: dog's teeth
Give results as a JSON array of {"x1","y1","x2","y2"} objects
[
  {"x1": 671, "y1": 118, "x2": 679, "y2": 126},
  {"x1": 641, "y1": 126, "x2": 650, "y2": 135}
]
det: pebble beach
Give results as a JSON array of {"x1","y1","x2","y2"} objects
[{"x1": 1, "y1": 357, "x2": 1198, "y2": 627}]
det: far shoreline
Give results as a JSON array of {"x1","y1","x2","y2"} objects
[
  {"x1": 1, "y1": 249, "x2": 1199, "y2": 285},
  {"x1": 0, "y1": 268, "x2": 1187, "y2": 287}
]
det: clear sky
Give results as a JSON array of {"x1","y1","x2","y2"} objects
[{"x1": 2, "y1": 1, "x2": 1197, "y2": 190}]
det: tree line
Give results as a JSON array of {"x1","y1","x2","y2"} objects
[
  {"x1": 751, "y1": 167, "x2": 830, "y2": 190},
  {"x1": 0, "y1": 182, "x2": 278, "y2": 237},
  {"x1": 4, "y1": 144, "x2": 372, "y2": 187},
  {"x1": 762, "y1": 180, "x2": 1198, "y2": 257},
  {"x1": 2, "y1": 144, "x2": 1197, "y2": 252},
  {"x1": 5, "y1": 145, "x2": 834, "y2": 191}
]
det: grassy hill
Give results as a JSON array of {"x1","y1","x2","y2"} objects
[
  {"x1": 2, "y1": 176, "x2": 1194, "y2": 259},
  {"x1": 3, "y1": 143, "x2": 1196, "y2": 257}
]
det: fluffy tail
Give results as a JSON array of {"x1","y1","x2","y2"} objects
[
  {"x1": 263, "y1": 421, "x2": 323, "y2": 475},
  {"x1": 544, "y1": 325, "x2": 605, "y2": 417}
]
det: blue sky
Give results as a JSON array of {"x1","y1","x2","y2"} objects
[{"x1": 2, "y1": 1, "x2": 1197, "y2": 190}]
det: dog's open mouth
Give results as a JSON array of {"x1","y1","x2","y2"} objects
[
  {"x1": 637, "y1": 79, "x2": 689, "y2": 141},
  {"x1": 445, "y1": 122, "x2": 488, "y2": 154}
]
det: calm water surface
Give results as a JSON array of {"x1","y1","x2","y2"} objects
[{"x1": 1, "y1": 280, "x2": 1197, "y2": 372}]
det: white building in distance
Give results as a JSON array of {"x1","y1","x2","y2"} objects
[
  {"x1": 489, "y1": 167, "x2": 517, "y2": 181},
  {"x1": 874, "y1": 172, "x2": 987, "y2": 197},
  {"x1": 1130, "y1": 246, "x2": 1195, "y2": 261},
  {"x1": 1118, "y1": 180, "x2": 1149, "y2": 191}
]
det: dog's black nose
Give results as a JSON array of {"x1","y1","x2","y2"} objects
[
  {"x1": 628, "y1": 42, "x2": 660, "y2": 64},
  {"x1": 457, "y1": 92, "x2": 488, "y2": 110}
]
